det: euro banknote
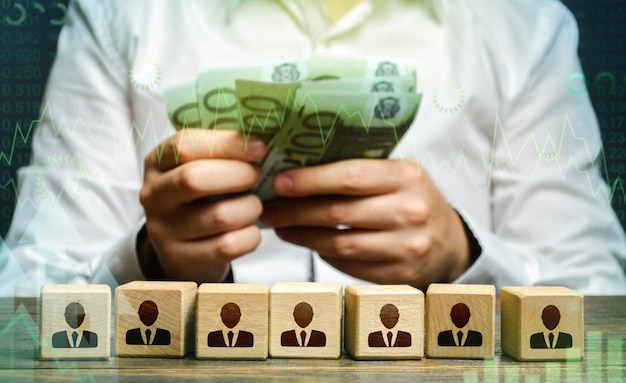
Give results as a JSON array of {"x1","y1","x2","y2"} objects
[
  {"x1": 254, "y1": 90, "x2": 422, "y2": 201},
  {"x1": 163, "y1": 55, "x2": 422, "y2": 201}
]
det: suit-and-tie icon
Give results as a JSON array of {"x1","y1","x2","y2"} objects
[
  {"x1": 368, "y1": 303, "x2": 412, "y2": 347},
  {"x1": 530, "y1": 305, "x2": 573, "y2": 349},
  {"x1": 125, "y1": 300, "x2": 171, "y2": 345},
  {"x1": 437, "y1": 302, "x2": 483, "y2": 347},
  {"x1": 52, "y1": 302, "x2": 98, "y2": 348},
  {"x1": 281, "y1": 302, "x2": 326, "y2": 347},
  {"x1": 208, "y1": 302, "x2": 254, "y2": 347}
]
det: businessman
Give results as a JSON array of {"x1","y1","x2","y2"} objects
[
  {"x1": 208, "y1": 302, "x2": 254, "y2": 347},
  {"x1": 530, "y1": 305, "x2": 573, "y2": 349},
  {"x1": 281, "y1": 302, "x2": 326, "y2": 347},
  {"x1": 437, "y1": 303, "x2": 482, "y2": 347},
  {"x1": 51, "y1": 302, "x2": 98, "y2": 348},
  {"x1": 126, "y1": 300, "x2": 171, "y2": 346},
  {"x1": 368, "y1": 303, "x2": 412, "y2": 347}
]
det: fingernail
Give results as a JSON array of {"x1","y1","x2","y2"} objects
[
  {"x1": 274, "y1": 174, "x2": 293, "y2": 194},
  {"x1": 245, "y1": 138, "x2": 266, "y2": 160}
]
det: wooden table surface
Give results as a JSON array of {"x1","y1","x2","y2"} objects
[{"x1": 0, "y1": 296, "x2": 624, "y2": 382}]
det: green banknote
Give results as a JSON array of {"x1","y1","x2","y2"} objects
[
  {"x1": 164, "y1": 80, "x2": 202, "y2": 130},
  {"x1": 164, "y1": 55, "x2": 416, "y2": 133},
  {"x1": 306, "y1": 54, "x2": 417, "y2": 81},
  {"x1": 254, "y1": 90, "x2": 422, "y2": 201},
  {"x1": 235, "y1": 79, "x2": 301, "y2": 144},
  {"x1": 232, "y1": 74, "x2": 416, "y2": 146},
  {"x1": 196, "y1": 61, "x2": 307, "y2": 142},
  {"x1": 164, "y1": 59, "x2": 307, "y2": 139},
  {"x1": 298, "y1": 75, "x2": 416, "y2": 94}
]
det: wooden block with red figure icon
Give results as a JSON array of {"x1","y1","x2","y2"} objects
[
  {"x1": 196, "y1": 283, "x2": 269, "y2": 360},
  {"x1": 425, "y1": 283, "x2": 495, "y2": 359},
  {"x1": 344, "y1": 285, "x2": 424, "y2": 360},
  {"x1": 115, "y1": 281, "x2": 196, "y2": 357},
  {"x1": 269, "y1": 282, "x2": 342, "y2": 359}
]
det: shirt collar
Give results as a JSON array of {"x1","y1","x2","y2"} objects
[{"x1": 219, "y1": 0, "x2": 438, "y2": 24}]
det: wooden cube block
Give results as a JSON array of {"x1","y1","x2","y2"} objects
[
  {"x1": 501, "y1": 286, "x2": 583, "y2": 361},
  {"x1": 196, "y1": 283, "x2": 268, "y2": 360},
  {"x1": 344, "y1": 285, "x2": 424, "y2": 360},
  {"x1": 426, "y1": 284, "x2": 495, "y2": 359},
  {"x1": 40, "y1": 284, "x2": 111, "y2": 360},
  {"x1": 269, "y1": 282, "x2": 342, "y2": 359},
  {"x1": 115, "y1": 281, "x2": 196, "y2": 357}
]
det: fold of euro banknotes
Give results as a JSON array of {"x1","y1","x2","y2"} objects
[{"x1": 164, "y1": 54, "x2": 422, "y2": 202}]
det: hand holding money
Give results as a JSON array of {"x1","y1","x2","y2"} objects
[
  {"x1": 164, "y1": 54, "x2": 423, "y2": 202},
  {"x1": 160, "y1": 55, "x2": 473, "y2": 288},
  {"x1": 260, "y1": 157, "x2": 472, "y2": 290},
  {"x1": 138, "y1": 130, "x2": 266, "y2": 282}
]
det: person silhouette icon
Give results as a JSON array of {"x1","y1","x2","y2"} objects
[
  {"x1": 125, "y1": 300, "x2": 171, "y2": 345},
  {"x1": 280, "y1": 302, "x2": 326, "y2": 347},
  {"x1": 51, "y1": 302, "x2": 98, "y2": 348},
  {"x1": 368, "y1": 303, "x2": 412, "y2": 347},
  {"x1": 437, "y1": 302, "x2": 483, "y2": 347},
  {"x1": 530, "y1": 305, "x2": 573, "y2": 349},
  {"x1": 207, "y1": 302, "x2": 254, "y2": 347}
]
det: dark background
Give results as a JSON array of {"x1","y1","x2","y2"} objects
[{"x1": 1, "y1": 0, "x2": 625, "y2": 237}]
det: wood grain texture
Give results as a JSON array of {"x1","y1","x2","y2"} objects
[
  {"x1": 426, "y1": 284, "x2": 495, "y2": 359},
  {"x1": 501, "y1": 286, "x2": 584, "y2": 361},
  {"x1": 269, "y1": 282, "x2": 342, "y2": 359},
  {"x1": 39, "y1": 284, "x2": 111, "y2": 360},
  {"x1": 196, "y1": 283, "x2": 268, "y2": 360},
  {"x1": 344, "y1": 285, "x2": 424, "y2": 360},
  {"x1": 0, "y1": 296, "x2": 622, "y2": 382},
  {"x1": 115, "y1": 281, "x2": 197, "y2": 357}
]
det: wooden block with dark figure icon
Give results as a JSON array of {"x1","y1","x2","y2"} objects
[
  {"x1": 269, "y1": 282, "x2": 342, "y2": 359},
  {"x1": 501, "y1": 286, "x2": 583, "y2": 361},
  {"x1": 40, "y1": 284, "x2": 111, "y2": 360},
  {"x1": 196, "y1": 283, "x2": 268, "y2": 360},
  {"x1": 115, "y1": 281, "x2": 196, "y2": 357},
  {"x1": 344, "y1": 285, "x2": 424, "y2": 360},
  {"x1": 426, "y1": 284, "x2": 495, "y2": 359}
]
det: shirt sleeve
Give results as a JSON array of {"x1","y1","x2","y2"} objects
[
  {"x1": 453, "y1": 1, "x2": 626, "y2": 294},
  {"x1": 3, "y1": 0, "x2": 147, "y2": 294}
]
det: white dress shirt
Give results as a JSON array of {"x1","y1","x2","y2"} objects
[{"x1": 2, "y1": 0, "x2": 625, "y2": 296}]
